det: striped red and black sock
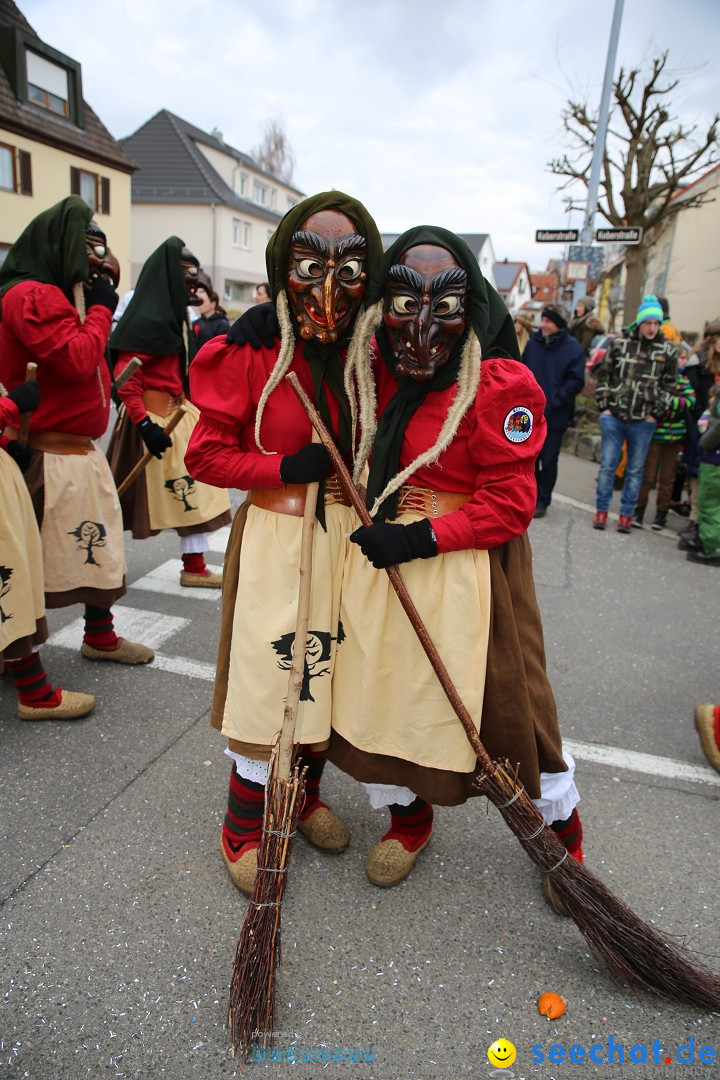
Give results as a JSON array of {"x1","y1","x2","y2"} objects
[
  {"x1": 83, "y1": 605, "x2": 120, "y2": 651},
  {"x1": 182, "y1": 553, "x2": 208, "y2": 576},
  {"x1": 5, "y1": 653, "x2": 61, "y2": 708},
  {"x1": 712, "y1": 707, "x2": 720, "y2": 752},
  {"x1": 297, "y1": 748, "x2": 328, "y2": 821},
  {"x1": 382, "y1": 797, "x2": 434, "y2": 853},
  {"x1": 550, "y1": 808, "x2": 584, "y2": 863},
  {"x1": 222, "y1": 765, "x2": 265, "y2": 860}
]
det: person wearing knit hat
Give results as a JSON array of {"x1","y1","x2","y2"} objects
[
  {"x1": 541, "y1": 304, "x2": 567, "y2": 330},
  {"x1": 523, "y1": 305, "x2": 586, "y2": 517},
  {"x1": 569, "y1": 296, "x2": 606, "y2": 356},
  {"x1": 329, "y1": 228, "x2": 582, "y2": 902},
  {"x1": 185, "y1": 192, "x2": 383, "y2": 895},
  {"x1": 593, "y1": 293, "x2": 678, "y2": 532}
]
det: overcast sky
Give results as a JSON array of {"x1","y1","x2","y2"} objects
[{"x1": 23, "y1": 0, "x2": 720, "y2": 270}]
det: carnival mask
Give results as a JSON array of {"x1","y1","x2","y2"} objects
[
  {"x1": 181, "y1": 246, "x2": 202, "y2": 305},
  {"x1": 286, "y1": 209, "x2": 367, "y2": 344},
  {"x1": 384, "y1": 244, "x2": 467, "y2": 381},
  {"x1": 85, "y1": 222, "x2": 120, "y2": 289}
]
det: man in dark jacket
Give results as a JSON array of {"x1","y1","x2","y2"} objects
[{"x1": 522, "y1": 305, "x2": 585, "y2": 517}]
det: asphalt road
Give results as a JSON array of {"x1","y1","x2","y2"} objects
[{"x1": 1, "y1": 454, "x2": 718, "y2": 1080}]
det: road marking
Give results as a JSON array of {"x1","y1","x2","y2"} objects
[
  {"x1": 151, "y1": 652, "x2": 216, "y2": 681},
  {"x1": 48, "y1": 607, "x2": 190, "y2": 650},
  {"x1": 207, "y1": 526, "x2": 231, "y2": 553},
  {"x1": 565, "y1": 739, "x2": 720, "y2": 788},
  {"x1": 130, "y1": 559, "x2": 224, "y2": 600}
]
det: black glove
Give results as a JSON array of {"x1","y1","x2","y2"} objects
[
  {"x1": 350, "y1": 518, "x2": 437, "y2": 569},
  {"x1": 137, "y1": 416, "x2": 173, "y2": 459},
  {"x1": 85, "y1": 275, "x2": 119, "y2": 314},
  {"x1": 5, "y1": 439, "x2": 34, "y2": 473},
  {"x1": 8, "y1": 380, "x2": 41, "y2": 413},
  {"x1": 225, "y1": 302, "x2": 280, "y2": 350},
  {"x1": 279, "y1": 443, "x2": 332, "y2": 484}
]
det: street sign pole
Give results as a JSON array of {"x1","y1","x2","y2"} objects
[{"x1": 573, "y1": 0, "x2": 625, "y2": 312}]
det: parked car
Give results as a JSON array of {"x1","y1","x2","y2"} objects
[{"x1": 586, "y1": 332, "x2": 616, "y2": 373}]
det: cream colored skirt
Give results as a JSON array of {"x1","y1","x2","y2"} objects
[
  {"x1": 145, "y1": 402, "x2": 230, "y2": 531},
  {"x1": 41, "y1": 445, "x2": 126, "y2": 594},
  {"x1": 332, "y1": 511, "x2": 491, "y2": 773},
  {"x1": 0, "y1": 453, "x2": 45, "y2": 652},
  {"x1": 222, "y1": 501, "x2": 358, "y2": 747}
]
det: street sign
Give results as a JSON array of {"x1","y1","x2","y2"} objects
[
  {"x1": 568, "y1": 244, "x2": 605, "y2": 282},
  {"x1": 566, "y1": 261, "x2": 589, "y2": 281},
  {"x1": 596, "y1": 227, "x2": 643, "y2": 244},
  {"x1": 536, "y1": 229, "x2": 579, "y2": 243}
]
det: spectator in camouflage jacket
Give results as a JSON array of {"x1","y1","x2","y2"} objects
[{"x1": 593, "y1": 294, "x2": 678, "y2": 532}]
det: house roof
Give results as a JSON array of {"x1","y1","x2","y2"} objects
[
  {"x1": 0, "y1": 0, "x2": 135, "y2": 173},
  {"x1": 121, "y1": 110, "x2": 303, "y2": 221},
  {"x1": 493, "y1": 261, "x2": 527, "y2": 292},
  {"x1": 670, "y1": 160, "x2": 720, "y2": 204},
  {"x1": 381, "y1": 232, "x2": 490, "y2": 256}
]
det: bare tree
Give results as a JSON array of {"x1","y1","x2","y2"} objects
[
  {"x1": 550, "y1": 52, "x2": 718, "y2": 314},
  {"x1": 252, "y1": 118, "x2": 296, "y2": 184}
]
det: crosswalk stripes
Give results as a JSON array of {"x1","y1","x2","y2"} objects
[{"x1": 130, "y1": 558, "x2": 224, "y2": 600}]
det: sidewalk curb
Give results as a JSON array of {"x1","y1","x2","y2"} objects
[{"x1": 562, "y1": 427, "x2": 602, "y2": 462}]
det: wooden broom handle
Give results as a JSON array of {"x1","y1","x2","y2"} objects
[
  {"x1": 116, "y1": 405, "x2": 187, "y2": 497},
  {"x1": 285, "y1": 372, "x2": 493, "y2": 772},
  {"x1": 276, "y1": 431, "x2": 320, "y2": 781},
  {"x1": 16, "y1": 363, "x2": 37, "y2": 446}
]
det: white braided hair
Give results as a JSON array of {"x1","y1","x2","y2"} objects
[
  {"x1": 253, "y1": 289, "x2": 295, "y2": 453},
  {"x1": 344, "y1": 300, "x2": 383, "y2": 484}
]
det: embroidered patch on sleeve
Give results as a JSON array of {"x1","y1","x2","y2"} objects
[{"x1": 504, "y1": 406, "x2": 534, "y2": 443}]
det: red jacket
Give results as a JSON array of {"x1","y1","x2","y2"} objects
[
  {"x1": 373, "y1": 349, "x2": 546, "y2": 552},
  {"x1": 0, "y1": 281, "x2": 112, "y2": 438},
  {"x1": 0, "y1": 395, "x2": 21, "y2": 451},
  {"x1": 185, "y1": 337, "x2": 345, "y2": 490},
  {"x1": 114, "y1": 351, "x2": 184, "y2": 424}
]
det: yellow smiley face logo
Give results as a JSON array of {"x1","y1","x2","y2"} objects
[{"x1": 487, "y1": 1039, "x2": 517, "y2": 1068}]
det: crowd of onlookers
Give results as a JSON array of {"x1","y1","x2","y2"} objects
[{"x1": 516, "y1": 294, "x2": 720, "y2": 569}]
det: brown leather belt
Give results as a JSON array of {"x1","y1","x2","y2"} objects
[
  {"x1": 143, "y1": 390, "x2": 185, "y2": 417},
  {"x1": 4, "y1": 427, "x2": 95, "y2": 455},
  {"x1": 248, "y1": 474, "x2": 351, "y2": 517},
  {"x1": 394, "y1": 483, "x2": 472, "y2": 518}
]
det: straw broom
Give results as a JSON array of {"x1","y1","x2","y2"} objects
[
  {"x1": 227, "y1": 453, "x2": 320, "y2": 1057},
  {"x1": 287, "y1": 370, "x2": 720, "y2": 1013}
]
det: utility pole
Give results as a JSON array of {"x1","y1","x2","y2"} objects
[{"x1": 572, "y1": 0, "x2": 624, "y2": 312}]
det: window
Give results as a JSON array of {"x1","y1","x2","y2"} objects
[
  {"x1": 253, "y1": 180, "x2": 268, "y2": 206},
  {"x1": 224, "y1": 280, "x2": 246, "y2": 303},
  {"x1": 26, "y1": 49, "x2": 69, "y2": 116},
  {"x1": 242, "y1": 221, "x2": 251, "y2": 249},
  {"x1": 0, "y1": 143, "x2": 32, "y2": 195},
  {"x1": 70, "y1": 166, "x2": 110, "y2": 213},
  {"x1": 231, "y1": 219, "x2": 251, "y2": 248},
  {"x1": 239, "y1": 172, "x2": 248, "y2": 196}
]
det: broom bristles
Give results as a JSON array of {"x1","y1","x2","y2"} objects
[
  {"x1": 227, "y1": 749, "x2": 306, "y2": 1058},
  {"x1": 479, "y1": 761, "x2": 720, "y2": 1012}
]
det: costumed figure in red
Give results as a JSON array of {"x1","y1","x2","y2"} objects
[
  {"x1": 185, "y1": 192, "x2": 383, "y2": 894},
  {"x1": 0, "y1": 197, "x2": 154, "y2": 714},
  {"x1": 334, "y1": 227, "x2": 583, "y2": 908},
  {"x1": 0, "y1": 380, "x2": 97, "y2": 719},
  {"x1": 107, "y1": 238, "x2": 231, "y2": 586}
]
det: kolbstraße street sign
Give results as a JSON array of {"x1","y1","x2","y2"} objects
[
  {"x1": 536, "y1": 229, "x2": 579, "y2": 242},
  {"x1": 596, "y1": 227, "x2": 643, "y2": 244}
]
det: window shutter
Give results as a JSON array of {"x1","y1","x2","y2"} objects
[
  {"x1": 100, "y1": 176, "x2": 110, "y2": 214},
  {"x1": 70, "y1": 165, "x2": 80, "y2": 195},
  {"x1": 18, "y1": 149, "x2": 32, "y2": 195}
]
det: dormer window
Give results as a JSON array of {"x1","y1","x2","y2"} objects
[{"x1": 26, "y1": 49, "x2": 68, "y2": 116}]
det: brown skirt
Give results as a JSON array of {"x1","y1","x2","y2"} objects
[
  {"x1": 106, "y1": 407, "x2": 231, "y2": 540},
  {"x1": 327, "y1": 532, "x2": 566, "y2": 805}
]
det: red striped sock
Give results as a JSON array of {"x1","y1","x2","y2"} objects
[
  {"x1": 222, "y1": 765, "x2": 265, "y2": 861},
  {"x1": 5, "y1": 653, "x2": 61, "y2": 708},
  {"x1": 550, "y1": 808, "x2": 584, "y2": 863},
  {"x1": 382, "y1": 797, "x2": 434, "y2": 852},
  {"x1": 182, "y1": 552, "x2": 207, "y2": 576},
  {"x1": 297, "y1": 748, "x2": 328, "y2": 821},
  {"x1": 83, "y1": 605, "x2": 119, "y2": 651}
]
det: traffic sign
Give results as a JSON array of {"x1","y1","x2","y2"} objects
[
  {"x1": 536, "y1": 229, "x2": 579, "y2": 243},
  {"x1": 596, "y1": 227, "x2": 643, "y2": 244}
]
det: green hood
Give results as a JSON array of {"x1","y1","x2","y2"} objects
[
  {"x1": 0, "y1": 195, "x2": 92, "y2": 301},
  {"x1": 109, "y1": 236, "x2": 188, "y2": 356}
]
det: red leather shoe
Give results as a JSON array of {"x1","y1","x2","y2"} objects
[
  {"x1": 593, "y1": 511, "x2": 608, "y2": 530},
  {"x1": 617, "y1": 514, "x2": 632, "y2": 533}
]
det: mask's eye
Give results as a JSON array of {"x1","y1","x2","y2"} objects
[
  {"x1": 434, "y1": 295, "x2": 461, "y2": 316},
  {"x1": 297, "y1": 257, "x2": 324, "y2": 278},
  {"x1": 184, "y1": 264, "x2": 199, "y2": 277},
  {"x1": 391, "y1": 294, "x2": 420, "y2": 316},
  {"x1": 337, "y1": 258, "x2": 363, "y2": 282},
  {"x1": 88, "y1": 243, "x2": 106, "y2": 258}
]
